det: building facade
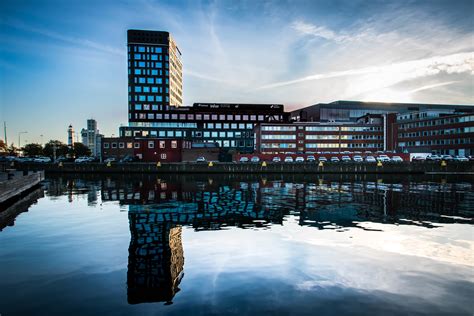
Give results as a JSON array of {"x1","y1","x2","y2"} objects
[
  {"x1": 102, "y1": 137, "x2": 184, "y2": 162},
  {"x1": 291, "y1": 100, "x2": 474, "y2": 122},
  {"x1": 120, "y1": 102, "x2": 288, "y2": 153},
  {"x1": 395, "y1": 111, "x2": 474, "y2": 155},
  {"x1": 255, "y1": 114, "x2": 385, "y2": 154},
  {"x1": 80, "y1": 119, "x2": 103, "y2": 157}
]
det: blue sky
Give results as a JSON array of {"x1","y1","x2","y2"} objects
[{"x1": 0, "y1": 0, "x2": 473, "y2": 144}]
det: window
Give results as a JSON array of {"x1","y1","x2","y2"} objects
[
  {"x1": 138, "y1": 46, "x2": 145, "y2": 53},
  {"x1": 134, "y1": 54, "x2": 141, "y2": 59},
  {"x1": 148, "y1": 141, "x2": 154, "y2": 148},
  {"x1": 135, "y1": 86, "x2": 142, "y2": 93},
  {"x1": 119, "y1": 142, "x2": 124, "y2": 148},
  {"x1": 134, "y1": 104, "x2": 142, "y2": 110},
  {"x1": 147, "y1": 78, "x2": 154, "y2": 84},
  {"x1": 151, "y1": 54, "x2": 158, "y2": 60},
  {"x1": 171, "y1": 140, "x2": 177, "y2": 148},
  {"x1": 104, "y1": 143, "x2": 109, "y2": 148},
  {"x1": 112, "y1": 143, "x2": 117, "y2": 148},
  {"x1": 134, "y1": 69, "x2": 141, "y2": 75},
  {"x1": 138, "y1": 61, "x2": 146, "y2": 67},
  {"x1": 127, "y1": 142, "x2": 133, "y2": 149},
  {"x1": 151, "y1": 87, "x2": 158, "y2": 93},
  {"x1": 160, "y1": 153, "x2": 167, "y2": 159},
  {"x1": 159, "y1": 141, "x2": 165, "y2": 148}
]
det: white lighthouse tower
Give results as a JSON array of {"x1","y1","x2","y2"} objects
[{"x1": 67, "y1": 124, "x2": 75, "y2": 148}]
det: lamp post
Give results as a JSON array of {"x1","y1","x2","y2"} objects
[{"x1": 18, "y1": 131, "x2": 27, "y2": 155}]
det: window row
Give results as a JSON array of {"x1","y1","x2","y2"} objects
[
  {"x1": 129, "y1": 46, "x2": 163, "y2": 53},
  {"x1": 133, "y1": 77, "x2": 168, "y2": 84},
  {"x1": 131, "y1": 53, "x2": 169, "y2": 61},
  {"x1": 132, "y1": 86, "x2": 167, "y2": 93}
]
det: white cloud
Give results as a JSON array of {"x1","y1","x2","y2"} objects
[{"x1": 254, "y1": 52, "x2": 474, "y2": 91}]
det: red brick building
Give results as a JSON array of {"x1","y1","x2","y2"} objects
[
  {"x1": 395, "y1": 111, "x2": 474, "y2": 155},
  {"x1": 102, "y1": 137, "x2": 183, "y2": 162}
]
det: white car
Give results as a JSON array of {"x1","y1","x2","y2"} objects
[
  {"x1": 251, "y1": 156, "x2": 260, "y2": 163},
  {"x1": 341, "y1": 156, "x2": 351, "y2": 162},
  {"x1": 272, "y1": 157, "x2": 281, "y2": 163},
  {"x1": 75, "y1": 157, "x2": 92, "y2": 163},
  {"x1": 453, "y1": 156, "x2": 469, "y2": 162},
  {"x1": 391, "y1": 156, "x2": 403, "y2": 162},
  {"x1": 306, "y1": 155, "x2": 316, "y2": 162},
  {"x1": 239, "y1": 157, "x2": 249, "y2": 163},
  {"x1": 318, "y1": 157, "x2": 327, "y2": 162},
  {"x1": 196, "y1": 156, "x2": 206, "y2": 162},
  {"x1": 284, "y1": 156, "x2": 294, "y2": 163},
  {"x1": 330, "y1": 157, "x2": 340, "y2": 162},
  {"x1": 441, "y1": 155, "x2": 453, "y2": 161},
  {"x1": 353, "y1": 155, "x2": 363, "y2": 162},
  {"x1": 365, "y1": 156, "x2": 376, "y2": 163},
  {"x1": 34, "y1": 156, "x2": 52, "y2": 163},
  {"x1": 377, "y1": 155, "x2": 391, "y2": 162},
  {"x1": 295, "y1": 157, "x2": 305, "y2": 163},
  {"x1": 104, "y1": 157, "x2": 116, "y2": 163}
]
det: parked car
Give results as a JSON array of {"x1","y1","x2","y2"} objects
[
  {"x1": 330, "y1": 157, "x2": 340, "y2": 162},
  {"x1": 469, "y1": 156, "x2": 474, "y2": 161},
  {"x1": 377, "y1": 155, "x2": 391, "y2": 162},
  {"x1": 251, "y1": 156, "x2": 260, "y2": 163},
  {"x1": 412, "y1": 156, "x2": 426, "y2": 162},
  {"x1": 353, "y1": 155, "x2": 363, "y2": 162},
  {"x1": 318, "y1": 156, "x2": 327, "y2": 162},
  {"x1": 75, "y1": 156, "x2": 93, "y2": 163},
  {"x1": 441, "y1": 155, "x2": 453, "y2": 161},
  {"x1": 426, "y1": 155, "x2": 442, "y2": 161},
  {"x1": 284, "y1": 156, "x2": 294, "y2": 163},
  {"x1": 306, "y1": 155, "x2": 316, "y2": 162},
  {"x1": 239, "y1": 157, "x2": 249, "y2": 163},
  {"x1": 34, "y1": 156, "x2": 52, "y2": 163},
  {"x1": 365, "y1": 156, "x2": 376, "y2": 163},
  {"x1": 391, "y1": 156, "x2": 403, "y2": 162},
  {"x1": 341, "y1": 156, "x2": 351, "y2": 162},
  {"x1": 295, "y1": 157, "x2": 305, "y2": 163},
  {"x1": 453, "y1": 155, "x2": 469, "y2": 162},
  {"x1": 196, "y1": 156, "x2": 206, "y2": 162},
  {"x1": 120, "y1": 155, "x2": 137, "y2": 163},
  {"x1": 272, "y1": 157, "x2": 281, "y2": 163}
]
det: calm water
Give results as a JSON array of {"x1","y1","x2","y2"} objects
[{"x1": 1, "y1": 174, "x2": 473, "y2": 316}]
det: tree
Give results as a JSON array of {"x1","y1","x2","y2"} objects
[
  {"x1": 22, "y1": 143, "x2": 44, "y2": 157},
  {"x1": 72, "y1": 143, "x2": 91, "y2": 157},
  {"x1": 0, "y1": 140, "x2": 7, "y2": 153},
  {"x1": 43, "y1": 140, "x2": 69, "y2": 159},
  {"x1": 7, "y1": 144, "x2": 17, "y2": 156}
]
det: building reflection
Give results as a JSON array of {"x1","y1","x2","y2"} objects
[{"x1": 43, "y1": 174, "x2": 474, "y2": 305}]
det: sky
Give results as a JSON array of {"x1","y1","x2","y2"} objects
[{"x1": 0, "y1": 0, "x2": 473, "y2": 145}]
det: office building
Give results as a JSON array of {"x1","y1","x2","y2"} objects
[
  {"x1": 255, "y1": 114, "x2": 385, "y2": 154},
  {"x1": 127, "y1": 30, "x2": 183, "y2": 121},
  {"x1": 80, "y1": 119, "x2": 103, "y2": 157},
  {"x1": 291, "y1": 100, "x2": 474, "y2": 122},
  {"x1": 395, "y1": 111, "x2": 474, "y2": 155}
]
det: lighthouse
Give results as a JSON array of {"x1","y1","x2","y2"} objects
[{"x1": 67, "y1": 124, "x2": 74, "y2": 148}]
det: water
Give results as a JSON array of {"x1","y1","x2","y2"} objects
[{"x1": 1, "y1": 174, "x2": 473, "y2": 315}]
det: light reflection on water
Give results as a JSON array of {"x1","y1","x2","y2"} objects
[{"x1": 0, "y1": 174, "x2": 473, "y2": 316}]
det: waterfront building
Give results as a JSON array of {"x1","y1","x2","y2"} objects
[
  {"x1": 395, "y1": 111, "x2": 474, "y2": 155},
  {"x1": 80, "y1": 119, "x2": 103, "y2": 157},
  {"x1": 255, "y1": 114, "x2": 386, "y2": 154},
  {"x1": 291, "y1": 100, "x2": 474, "y2": 122},
  {"x1": 120, "y1": 102, "x2": 288, "y2": 153},
  {"x1": 102, "y1": 137, "x2": 184, "y2": 162}
]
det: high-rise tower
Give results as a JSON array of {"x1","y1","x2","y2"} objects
[{"x1": 127, "y1": 30, "x2": 183, "y2": 125}]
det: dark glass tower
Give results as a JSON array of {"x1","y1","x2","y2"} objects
[{"x1": 127, "y1": 30, "x2": 183, "y2": 129}]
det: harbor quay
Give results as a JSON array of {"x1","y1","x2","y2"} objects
[{"x1": 10, "y1": 161, "x2": 474, "y2": 175}]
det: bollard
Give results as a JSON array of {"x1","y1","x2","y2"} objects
[
  {"x1": 440, "y1": 160, "x2": 447, "y2": 167},
  {"x1": 156, "y1": 161, "x2": 161, "y2": 167},
  {"x1": 318, "y1": 161, "x2": 324, "y2": 167},
  {"x1": 377, "y1": 161, "x2": 383, "y2": 167},
  {"x1": 107, "y1": 161, "x2": 111, "y2": 167},
  {"x1": 58, "y1": 162, "x2": 63, "y2": 167},
  {"x1": 208, "y1": 161, "x2": 213, "y2": 167},
  {"x1": 262, "y1": 161, "x2": 267, "y2": 167}
]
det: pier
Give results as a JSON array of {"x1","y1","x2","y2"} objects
[{"x1": 0, "y1": 170, "x2": 45, "y2": 205}]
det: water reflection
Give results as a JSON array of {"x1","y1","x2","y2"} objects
[
  {"x1": 40, "y1": 174, "x2": 474, "y2": 306},
  {"x1": 0, "y1": 187, "x2": 44, "y2": 231}
]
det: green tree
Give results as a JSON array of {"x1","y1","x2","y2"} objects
[
  {"x1": 43, "y1": 140, "x2": 69, "y2": 159},
  {"x1": 22, "y1": 143, "x2": 44, "y2": 157},
  {"x1": 72, "y1": 143, "x2": 91, "y2": 157},
  {"x1": 7, "y1": 144, "x2": 17, "y2": 156}
]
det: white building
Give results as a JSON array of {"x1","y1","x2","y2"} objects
[{"x1": 81, "y1": 119, "x2": 103, "y2": 158}]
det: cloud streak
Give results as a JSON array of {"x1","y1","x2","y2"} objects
[{"x1": 254, "y1": 52, "x2": 474, "y2": 91}]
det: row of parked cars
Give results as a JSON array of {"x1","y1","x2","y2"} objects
[
  {"x1": 239, "y1": 154, "x2": 404, "y2": 163},
  {"x1": 412, "y1": 154, "x2": 472, "y2": 162}
]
